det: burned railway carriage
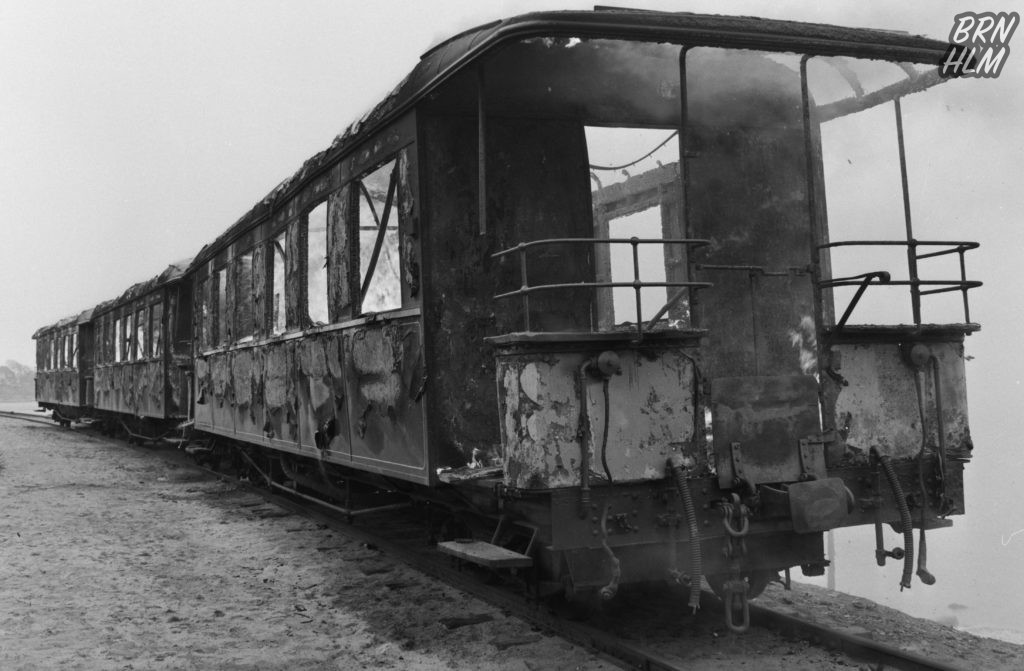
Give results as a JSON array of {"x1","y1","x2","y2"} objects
[
  {"x1": 36, "y1": 262, "x2": 193, "y2": 435},
  {"x1": 35, "y1": 11, "x2": 982, "y2": 629}
]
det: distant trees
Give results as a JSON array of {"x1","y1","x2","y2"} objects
[{"x1": 0, "y1": 360, "x2": 35, "y2": 401}]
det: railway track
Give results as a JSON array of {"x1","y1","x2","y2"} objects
[
  {"x1": 1, "y1": 411, "x2": 970, "y2": 670},
  {"x1": 217, "y1": 469, "x2": 966, "y2": 671},
  {"x1": 0, "y1": 409, "x2": 58, "y2": 427}
]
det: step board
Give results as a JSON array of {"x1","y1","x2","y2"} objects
[{"x1": 437, "y1": 539, "x2": 533, "y2": 569}]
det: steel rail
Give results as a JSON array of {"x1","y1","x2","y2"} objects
[
  {"x1": 13, "y1": 418, "x2": 971, "y2": 671},
  {"x1": 228, "y1": 473, "x2": 967, "y2": 671},
  {"x1": 0, "y1": 410, "x2": 60, "y2": 427},
  {"x1": 747, "y1": 601, "x2": 966, "y2": 671}
]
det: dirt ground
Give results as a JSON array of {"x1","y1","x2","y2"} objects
[
  {"x1": 2, "y1": 417, "x2": 1023, "y2": 671},
  {"x1": 0, "y1": 420, "x2": 617, "y2": 671}
]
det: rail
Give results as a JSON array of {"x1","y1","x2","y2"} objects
[
  {"x1": 492, "y1": 237, "x2": 712, "y2": 341},
  {"x1": 818, "y1": 239, "x2": 980, "y2": 328}
]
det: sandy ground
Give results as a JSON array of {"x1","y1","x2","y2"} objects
[
  {"x1": 3, "y1": 416, "x2": 1023, "y2": 671},
  {"x1": 0, "y1": 420, "x2": 616, "y2": 670}
]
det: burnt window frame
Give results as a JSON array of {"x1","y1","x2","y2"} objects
[
  {"x1": 198, "y1": 274, "x2": 213, "y2": 351},
  {"x1": 151, "y1": 300, "x2": 164, "y2": 360},
  {"x1": 303, "y1": 199, "x2": 330, "y2": 328},
  {"x1": 269, "y1": 228, "x2": 289, "y2": 335},
  {"x1": 231, "y1": 247, "x2": 256, "y2": 343},
  {"x1": 135, "y1": 305, "x2": 148, "y2": 361},
  {"x1": 214, "y1": 265, "x2": 229, "y2": 346},
  {"x1": 351, "y1": 156, "x2": 404, "y2": 316}
]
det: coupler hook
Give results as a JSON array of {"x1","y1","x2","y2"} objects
[
  {"x1": 721, "y1": 494, "x2": 750, "y2": 538},
  {"x1": 723, "y1": 577, "x2": 751, "y2": 633}
]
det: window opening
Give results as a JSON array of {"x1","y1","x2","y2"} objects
[
  {"x1": 200, "y1": 278, "x2": 212, "y2": 350},
  {"x1": 71, "y1": 332, "x2": 77, "y2": 369},
  {"x1": 102, "y1": 318, "x2": 110, "y2": 364},
  {"x1": 586, "y1": 126, "x2": 688, "y2": 329},
  {"x1": 217, "y1": 268, "x2": 229, "y2": 344},
  {"x1": 136, "y1": 309, "x2": 147, "y2": 360},
  {"x1": 358, "y1": 160, "x2": 401, "y2": 313},
  {"x1": 123, "y1": 313, "x2": 133, "y2": 362},
  {"x1": 114, "y1": 318, "x2": 123, "y2": 363},
  {"x1": 235, "y1": 252, "x2": 254, "y2": 340},
  {"x1": 272, "y1": 232, "x2": 287, "y2": 334},
  {"x1": 306, "y1": 202, "x2": 329, "y2": 325},
  {"x1": 808, "y1": 57, "x2": 979, "y2": 326},
  {"x1": 151, "y1": 302, "x2": 164, "y2": 359}
]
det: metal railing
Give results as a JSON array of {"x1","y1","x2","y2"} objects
[
  {"x1": 818, "y1": 239, "x2": 981, "y2": 328},
  {"x1": 492, "y1": 237, "x2": 712, "y2": 340}
]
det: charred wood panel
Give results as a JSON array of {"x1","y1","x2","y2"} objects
[
  {"x1": 252, "y1": 242, "x2": 268, "y2": 338},
  {"x1": 285, "y1": 220, "x2": 302, "y2": 330},
  {"x1": 327, "y1": 184, "x2": 356, "y2": 321}
]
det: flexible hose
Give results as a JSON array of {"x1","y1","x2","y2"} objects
[
  {"x1": 668, "y1": 455, "x2": 702, "y2": 613},
  {"x1": 598, "y1": 504, "x2": 621, "y2": 600},
  {"x1": 873, "y1": 448, "x2": 914, "y2": 590},
  {"x1": 600, "y1": 378, "x2": 613, "y2": 485},
  {"x1": 576, "y1": 362, "x2": 592, "y2": 518},
  {"x1": 913, "y1": 369, "x2": 936, "y2": 585}
]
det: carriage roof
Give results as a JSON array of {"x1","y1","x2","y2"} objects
[{"x1": 188, "y1": 9, "x2": 948, "y2": 270}]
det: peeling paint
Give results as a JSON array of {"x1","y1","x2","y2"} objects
[
  {"x1": 828, "y1": 340, "x2": 972, "y2": 465},
  {"x1": 497, "y1": 345, "x2": 697, "y2": 489}
]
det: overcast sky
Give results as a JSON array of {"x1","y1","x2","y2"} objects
[
  {"x1": 2, "y1": 0, "x2": 1023, "y2": 635},
  {"x1": 2, "y1": 0, "x2": 1020, "y2": 365}
]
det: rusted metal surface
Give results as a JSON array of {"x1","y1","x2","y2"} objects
[
  {"x1": 196, "y1": 322, "x2": 427, "y2": 482},
  {"x1": 420, "y1": 114, "x2": 594, "y2": 472},
  {"x1": 35, "y1": 370, "x2": 80, "y2": 407},
  {"x1": 687, "y1": 51, "x2": 815, "y2": 380},
  {"x1": 346, "y1": 320, "x2": 426, "y2": 480},
  {"x1": 296, "y1": 333, "x2": 351, "y2": 459},
  {"x1": 496, "y1": 345, "x2": 697, "y2": 489},
  {"x1": 33, "y1": 313, "x2": 92, "y2": 409},
  {"x1": 712, "y1": 375, "x2": 822, "y2": 488},
  {"x1": 825, "y1": 340, "x2": 971, "y2": 465}
]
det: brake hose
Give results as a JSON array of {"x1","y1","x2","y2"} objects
[
  {"x1": 871, "y1": 447, "x2": 914, "y2": 590},
  {"x1": 668, "y1": 454, "x2": 702, "y2": 613}
]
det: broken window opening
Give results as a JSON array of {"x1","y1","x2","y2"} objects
[
  {"x1": 272, "y1": 232, "x2": 287, "y2": 334},
  {"x1": 151, "y1": 302, "x2": 164, "y2": 359},
  {"x1": 306, "y1": 201, "x2": 329, "y2": 325},
  {"x1": 124, "y1": 313, "x2": 134, "y2": 362},
  {"x1": 71, "y1": 331, "x2": 77, "y2": 370},
  {"x1": 235, "y1": 252, "x2": 255, "y2": 341},
  {"x1": 199, "y1": 277, "x2": 212, "y2": 350},
  {"x1": 136, "y1": 309, "x2": 147, "y2": 360},
  {"x1": 586, "y1": 126, "x2": 689, "y2": 331},
  {"x1": 216, "y1": 268, "x2": 229, "y2": 345},
  {"x1": 808, "y1": 56, "x2": 977, "y2": 327},
  {"x1": 358, "y1": 159, "x2": 401, "y2": 314},
  {"x1": 114, "y1": 318, "x2": 123, "y2": 363},
  {"x1": 102, "y1": 317, "x2": 110, "y2": 365}
]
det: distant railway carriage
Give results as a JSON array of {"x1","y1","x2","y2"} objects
[
  {"x1": 35, "y1": 10, "x2": 983, "y2": 631},
  {"x1": 89, "y1": 261, "x2": 193, "y2": 438},
  {"x1": 33, "y1": 311, "x2": 92, "y2": 425}
]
